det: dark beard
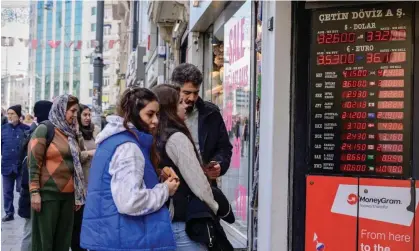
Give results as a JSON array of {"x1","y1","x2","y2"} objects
[{"x1": 185, "y1": 104, "x2": 194, "y2": 114}]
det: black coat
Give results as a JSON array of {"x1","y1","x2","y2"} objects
[{"x1": 196, "y1": 98, "x2": 232, "y2": 175}]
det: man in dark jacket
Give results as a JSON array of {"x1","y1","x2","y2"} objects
[
  {"x1": 1, "y1": 105, "x2": 30, "y2": 222},
  {"x1": 171, "y1": 63, "x2": 233, "y2": 179},
  {"x1": 18, "y1": 100, "x2": 53, "y2": 251}
]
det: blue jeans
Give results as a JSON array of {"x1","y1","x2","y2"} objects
[
  {"x1": 21, "y1": 218, "x2": 31, "y2": 251},
  {"x1": 171, "y1": 222, "x2": 207, "y2": 251},
  {"x1": 3, "y1": 173, "x2": 21, "y2": 215}
]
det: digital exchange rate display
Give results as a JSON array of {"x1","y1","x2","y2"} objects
[{"x1": 310, "y1": 4, "x2": 413, "y2": 177}]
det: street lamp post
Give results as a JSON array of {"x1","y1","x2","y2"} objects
[{"x1": 92, "y1": 1, "x2": 104, "y2": 127}]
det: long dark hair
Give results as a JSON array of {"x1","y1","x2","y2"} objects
[
  {"x1": 117, "y1": 87, "x2": 160, "y2": 168},
  {"x1": 77, "y1": 104, "x2": 94, "y2": 140},
  {"x1": 152, "y1": 84, "x2": 201, "y2": 163}
]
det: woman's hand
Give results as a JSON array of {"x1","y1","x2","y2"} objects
[
  {"x1": 74, "y1": 205, "x2": 82, "y2": 211},
  {"x1": 165, "y1": 177, "x2": 180, "y2": 196},
  {"x1": 31, "y1": 193, "x2": 41, "y2": 212},
  {"x1": 87, "y1": 149, "x2": 96, "y2": 157}
]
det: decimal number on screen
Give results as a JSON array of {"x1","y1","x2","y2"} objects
[
  {"x1": 344, "y1": 122, "x2": 367, "y2": 130},
  {"x1": 341, "y1": 164, "x2": 367, "y2": 172},
  {"x1": 366, "y1": 52, "x2": 406, "y2": 64},
  {"x1": 341, "y1": 143, "x2": 367, "y2": 151},
  {"x1": 317, "y1": 33, "x2": 356, "y2": 44},
  {"x1": 378, "y1": 123, "x2": 403, "y2": 131},
  {"x1": 378, "y1": 155, "x2": 403, "y2": 163},
  {"x1": 378, "y1": 80, "x2": 404, "y2": 88},
  {"x1": 378, "y1": 90, "x2": 404, "y2": 99},
  {"x1": 342, "y1": 101, "x2": 367, "y2": 109},
  {"x1": 317, "y1": 54, "x2": 355, "y2": 65},
  {"x1": 341, "y1": 112, "x2": 366, "y2": 119},
  {"x1": 342, "y1": 91, "x2": 367, "y2": 99},
  {"x1": 377, "y1": 144, "x2": 403, "y2": 152},
  {"x1": 365, "y1": 30, "x2": 407, "y2": 42},
  {"x1": 378, "y1": 133, "x2": 403, "y2": 141},
  {"x1": 377, "y1": 112, "x2": 404, "y2": 120},
  {"x1": 341, "y1": 153, "x2": 366, "y2": 161},
  {"x1": 378, "y1": 69, "x2": 404, "y2": 77},
  {"x1": 376, "y1": 165, "x2": 403, "y2": 174},
  {"x1": 377, "y1": 101, "x2": 404, "y2": 109},
  {"x1": 343, "y1": 80, "x2": 367, "y2": 88},
  {"x1": 343, "y1": 70, "x2": 368, "y2": 78},
  {"x1": 342, "y1": 133, "x2": 367, "y2": 140}
]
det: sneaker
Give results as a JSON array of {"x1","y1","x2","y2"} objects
[{"x1": 2, "y1": 214, "x2": 14, "y2": 222}]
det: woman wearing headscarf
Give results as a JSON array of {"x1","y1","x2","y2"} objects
[
  {"x1": 28, "y1": 94, "x2": 85, "y2": 251},
  {"x1": 71, "y1": 104, "x2": 100, "y2": 251}
]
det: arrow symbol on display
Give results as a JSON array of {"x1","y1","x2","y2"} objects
[
  {"x1": 369, "y1": 92, "x2": 375, "y2": 96},
  {"x1": 368, "y1": 102, "x2": 375, "y2": 107},
  {"x1": 357, "y1": 55, "x2": 363, "y2": 60},
  {"x1": 368, "y1": 134, "x2": 375, "y2": 139}
]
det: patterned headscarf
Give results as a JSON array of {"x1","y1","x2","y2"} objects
[{"x1": 49, "y1": 94, "x2": 86, "y2": 205}]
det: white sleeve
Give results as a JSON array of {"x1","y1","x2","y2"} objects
[
  {"x1": 166, "y1": 132, "x2": 219, "y2": 214},
  {"x1": 109, "y1": 142, "x2": 169, "y2": 216}
]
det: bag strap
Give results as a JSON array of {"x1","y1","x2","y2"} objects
[{"x1": 39, "y1": 120, "x2": 55, "y2": 148}]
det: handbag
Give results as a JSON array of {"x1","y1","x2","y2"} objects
[{"x1": 185, "y1": 187, "x2": 234, "y2": 251}]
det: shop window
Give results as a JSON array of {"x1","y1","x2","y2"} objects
[
  {"x1": 208, "y1": 0, "x2": 253, "y2": 241},
  {"x1": 91, "y1": 23, "x2": 96, "y2": 32}
]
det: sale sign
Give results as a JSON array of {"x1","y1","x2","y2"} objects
[{"x1": 306, "y1": 176, "x2": 419, "y2": 251}]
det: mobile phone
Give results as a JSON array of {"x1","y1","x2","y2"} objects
[{"x1": 208, "y1": 161, "x2": 218, "y2": 169}]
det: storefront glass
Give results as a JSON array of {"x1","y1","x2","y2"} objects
[{"x1": 220, "y1": 0, "x2": 252, "y2": 239}]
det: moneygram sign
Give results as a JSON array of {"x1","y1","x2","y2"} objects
[
  {"x1": 359, "y1": 196, "x2": 402, "y2": 206},
  {"x1": 332, "y1": 184, "x2": 418, "y2": 226}
]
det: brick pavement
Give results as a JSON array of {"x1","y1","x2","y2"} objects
[{"x1": 1, "y1": 191, "x2": 25, "y2": 251}]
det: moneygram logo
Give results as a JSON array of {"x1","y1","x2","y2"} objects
[
  {"x1": 359, "y1": 196, "x2": 402, "y2": 205},
  {"x1": 346, "y1": 193, "x2": 402, "y2": 206},
  {"x1": 347, "y1": 193, "x2": 358, "y2": 205}
]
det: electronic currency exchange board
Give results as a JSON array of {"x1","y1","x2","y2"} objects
[{"x1": 309, "y1": 3, "x2": 413, "y2": 177}]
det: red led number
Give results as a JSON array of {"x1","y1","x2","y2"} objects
[
  {"x1": 365, "y1": 30, "x2": 407, "y2": 42},
  {"x1": 377, "y1": 144, "x2": 403, "y2": 152},
  {"x1": 376, "y1": 165, "x2": 403, "y2": 174},
  {"x1": 378, "y1": 123, "x2": 403, "y2": 131},
  {"x1": 340, "y1": 164, "x2": 367, "y2": 172},
  {"x1": 317, "y1": 54, "x2": 355, "y2": 65},
  {"x1": 378, "y1": 69, "x2": 404, "y2": 77},
  {"x1": 341, "y1": 143, "x2": 367, "y2": 151},
  {"x1": 378, "y1": 80, "x2": 404, "y2": 88},
  {"x1": 342, "y1": 91, "x2": 367, "y2": 99},
  {"x1": 317, "y1": 33, "x2": 356, "y2": 44},
  {"x1": 378, "y1": 155, "x2": 403, "y2": 163},
  {"x1": 377, "y1": 101, "x2": 404, "y2": 109},
  {"x1": 366, "y1": 52, "x2": 406, "y2": 64},
  {"x1": 378, "y1": 133, "x2": 403, "y2": 141},
  {"x1": 344, "y1": 122, "x2": 367, "y2": 130},
  {"x1": 343, "y1": 70, "x2": 368, "y2": 78},
  {"x1": 342, "y1": 133, "x2": 367, "y2": 140},
  {"x1": 342, "y1": 101, "x2": 367, "y2": 109},
  {"x1": 376, "y1": 112, "x2": 404, "y2": 120},
  {"x1": 342, "y1": 80, "x2": 367, "y2": 88}
]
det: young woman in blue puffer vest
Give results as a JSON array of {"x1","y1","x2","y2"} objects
[{"x1": 80, "y1": 87, "x2": 179, "y2": 251}]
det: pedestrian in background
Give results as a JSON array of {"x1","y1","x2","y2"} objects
[
  {"x1": 28, "y1": 95, "x2": 85, "y2": 251},
  {"x1": 171, "y1": 63, "x2": 233, "y2": 182},
  {"x1": 1, "y1": 104, "x2": 30, "y2": 222},
  {"x1": 81, "y1": 87, "x2": 178, "y2": 251},
  {"x1": 71, "y1": 104, "x2": 99, "y2": 251},
  {"x1": 18, "y1": 100, "x2": 53, "y2": 251}
]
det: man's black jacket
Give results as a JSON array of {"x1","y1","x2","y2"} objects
[{"x1": 195, "y1": 97, "x2": 232, "y2": 175}]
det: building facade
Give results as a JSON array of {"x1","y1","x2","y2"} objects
[{"x1": 30, "y1": 0, "x2": 84, "y2": 103}]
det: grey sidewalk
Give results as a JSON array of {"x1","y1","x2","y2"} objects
[{"x1": 1, "y1": 191, "x2": 25, "y2": 251}]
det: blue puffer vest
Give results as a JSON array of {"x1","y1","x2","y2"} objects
[{"x1": 80, "y1": 130, "x2": 176, "y2": 251}]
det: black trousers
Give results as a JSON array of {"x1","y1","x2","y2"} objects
[{"x1": 71, "y1": 205, "x2": 86, "y2": 251}]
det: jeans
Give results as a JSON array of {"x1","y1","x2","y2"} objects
[
  {"x1": 3, "y1": 173, "x2": 21, "y2": 215},
  {"x1": 171, "y1": 222, "x2": 207, "y2": 251},
  {"x1": 21, "y1": 218, "x2": 31, "y2": 251}
]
